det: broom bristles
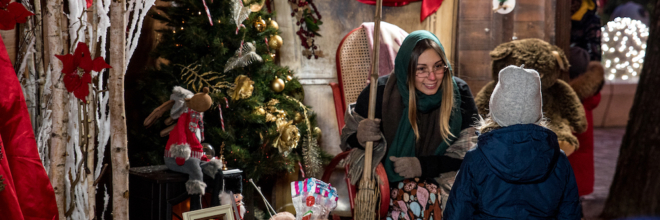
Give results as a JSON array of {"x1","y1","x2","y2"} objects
[{"x1": 354, "y1": 178, "x2": 379, "y2": 220}]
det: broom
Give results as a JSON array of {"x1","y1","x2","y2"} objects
[{"x1": 354, "y1": 0, "x2": 383, "y2": 219}]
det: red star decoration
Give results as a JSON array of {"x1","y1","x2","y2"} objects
[
  {"x1": 0, "y1": 0, "x2": 34, "y2": 30},
  {"x1": 55, "y1": 42, "x2": 112, "y2": 102}
]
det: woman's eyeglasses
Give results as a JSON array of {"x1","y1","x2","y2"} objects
[{"x1": 416, "y1": 63, "x2": 447, "y2": 78}]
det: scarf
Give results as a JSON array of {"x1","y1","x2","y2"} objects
[{"x1": 384, "y1": 30, "x2": 463, "y2": 182}]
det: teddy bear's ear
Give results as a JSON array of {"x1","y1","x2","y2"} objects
[
  {"x1": 551, "y1": 46, "x2": 570, "y2": 72},
  {"x1": 490, "y1": 42, "x2": 514, "y2": 61}
]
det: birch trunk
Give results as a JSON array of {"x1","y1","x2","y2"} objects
[
  {"x1": 33, "y1": 0, "x2": 45, "y2": 94},
  {"x1": 109, "y1": 0, "x2": 129, "y2": 219},
  {"x1": 86, "y1": 92, "x2": 96, "y2": 219},
  {"x1": 87, "y1": 1, "x2": 98, "y2": 218},
  {"x1": 46, "y1": 0, "x2": 67, "y2": 219}
]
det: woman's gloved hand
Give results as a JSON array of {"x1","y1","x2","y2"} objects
[
  {"x1": 357, "y1": 118, "x2": 382, "y2": 147},
  {"x1": 390, "y1": 156, "x2": 422, "y2": 178}
]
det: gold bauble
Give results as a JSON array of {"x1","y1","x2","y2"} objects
[
  {"x1": 286, "y1": 75, "x2": 293, "y2": 81},
  {"x1": 269, "y1": 35, "x2": 283, "y2": 50},
  {"x1": 249, "y1": 0, "x2": 265, "y2": 12},
  {"x1": 270, "y1": 78, "x2": 285, "y2": 93},
  {"x1": 314, "y1": 127, "x2": 322, "y2": 136},
  {"x1": 294, "y1": 112, "x2": 304, "y2": 124},
  {"x1": 254, "y1": 16, "x2": 266, "y2": 32},
  {"x1": 268, "y1": 18, "x2": 279, "y2": 30}
]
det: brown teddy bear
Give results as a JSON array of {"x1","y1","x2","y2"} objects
[{"x1": 474, "y1": 38, "x2": 587, "y2": 156}]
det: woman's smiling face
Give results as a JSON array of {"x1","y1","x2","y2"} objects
[{"x1": 414, "y1": 48, "x2": 446, "y2": 95}]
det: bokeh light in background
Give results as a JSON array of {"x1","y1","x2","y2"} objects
[{"x1": 601, "y1": 17, "x2": 649, "y2": 82}]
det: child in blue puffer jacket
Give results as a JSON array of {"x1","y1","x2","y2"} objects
[{"x1": 444, "y1": 65, "x2": 582, "y2": 220}]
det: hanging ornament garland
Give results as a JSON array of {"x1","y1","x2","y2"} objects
[{"x1": 288, "y1": 0, "x2": 323, "y2": 59}]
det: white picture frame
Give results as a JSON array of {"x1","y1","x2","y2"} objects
[{"x1": 182, "y1": 204, "x2": 235, "y2": 220}]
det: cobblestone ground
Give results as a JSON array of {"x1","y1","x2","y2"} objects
[{"x1": 582, "y1": 127, "x2": 626, "y2": 220}]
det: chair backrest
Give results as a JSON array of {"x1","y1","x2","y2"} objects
[{"x1": 336, "y1": 27, "x2": 371, "y2": 110}]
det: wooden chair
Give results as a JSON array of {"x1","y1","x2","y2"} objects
[
  {"x1": 324, "y1": 25, "x2": 395, "y2": 219},
  {"x1": 329, "y1": 26, "x2": 372, "y2": 136}
]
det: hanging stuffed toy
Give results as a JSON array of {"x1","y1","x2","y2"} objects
[{"x1": 144, "y1": 86, "x2": 224, "y2": 210}]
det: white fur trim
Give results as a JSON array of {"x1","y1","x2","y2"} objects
[
  {"x1": 170, "y1": 86, "x2": 194, "y2": 119},
  {"x1": 203, "y1": 158, "x2": 223, "y2": 178},
  {"x1": 219, "y1": 191, "x2": 232, "y2": 206},
  {"x1": 238, "y1": 203, "x2": 246, "y2": 218},
  {"x1": 172, "y1": 86, "x2": 194, "y2": 99},
  {"x1": 185, "y1": 180, "x2": 207, "y2": 195},
  {"x1": 169, "y1": 144, "x2": 191, "y2": 160}
]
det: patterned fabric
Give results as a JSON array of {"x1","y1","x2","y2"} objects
[
  {"x1": 388, "y1": 178, "x2": 443, "y2": 220},
  {"x1": 189, "y1": 110, "x2": 205, "y2": 142}
]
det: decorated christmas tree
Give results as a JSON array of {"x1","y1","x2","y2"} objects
[{"x1": 131, "y1": 0, "x2": 328, "y2": 183}]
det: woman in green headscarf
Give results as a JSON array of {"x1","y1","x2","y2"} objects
[{"x1": 340, "y1": 30, "x2": 478, "y2": 219}]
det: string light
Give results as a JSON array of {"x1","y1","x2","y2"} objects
[{"x1": 602, "y1": 17, "x2": 649, "y2": 83}]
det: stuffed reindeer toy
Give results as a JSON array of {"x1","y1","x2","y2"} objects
[{"x1": 144, "y1": 86, "x2": 224, "y2": 210}]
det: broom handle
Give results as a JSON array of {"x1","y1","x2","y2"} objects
[{"x1": 364, "y1": 0, "x2": 383, "y2": 181}]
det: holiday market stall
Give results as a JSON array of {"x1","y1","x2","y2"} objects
[
  {"x1": 1, "y1": 0, "x2": 328, "y2": 218},
  {"x1": 1, "y1": 0, "x2": 630, "y2": 219}
]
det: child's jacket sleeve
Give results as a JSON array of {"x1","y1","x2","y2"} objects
[{"x1": 558, "y1": 161, "x2": 583, "y2": 220}]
